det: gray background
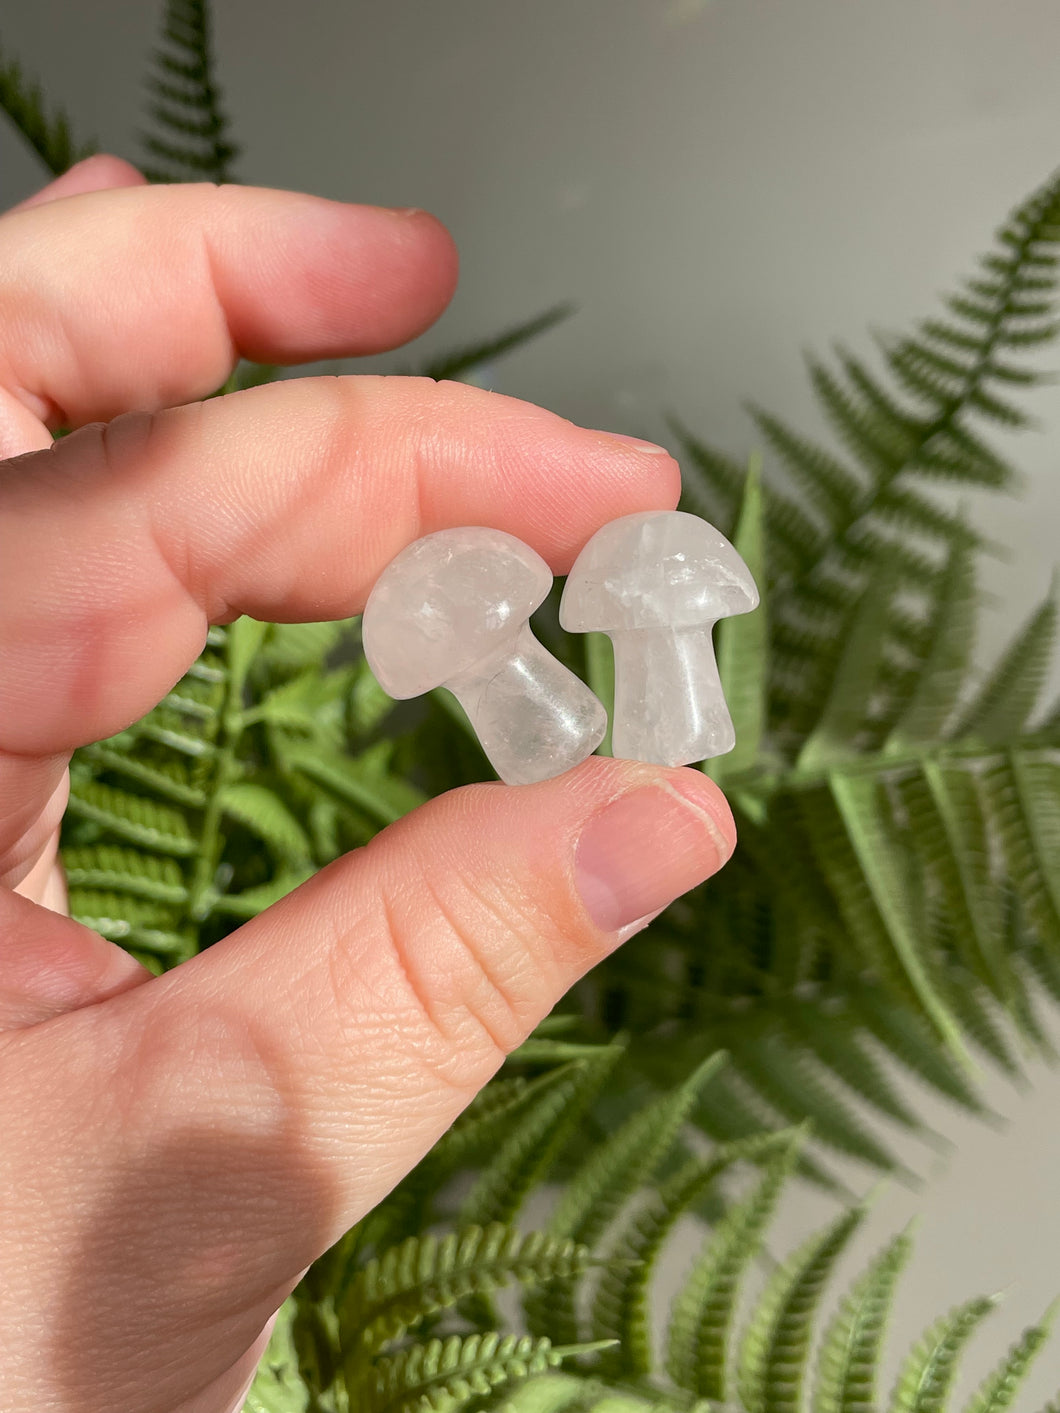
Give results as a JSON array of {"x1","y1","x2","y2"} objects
[{"x1": 2, "y1": 1, "x2": 1060, "y2": 1401}]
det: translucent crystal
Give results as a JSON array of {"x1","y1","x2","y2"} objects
[
  {"x1": 362, "y1": 527, "x2": 607, "y2": 786},
  {"x1": 560, "y1": 510, "x2": 759, "y2": 767}
]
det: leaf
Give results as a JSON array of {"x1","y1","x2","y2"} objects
[
  {"x1": 595, "y1": 1133, "x2": 791, "y2": 1377},
  {"x1": 583, "y1": 634, "x2": 615, "y2": 757},
  {"x1": 0, "y1": 38, "x2": 95, "y2": 173},
  {"x1": 814, "y1": 1229, "x2": 915, "y2": 1413},
  {"x1": 886, "y1": 543, "x2": 978, "y2": 750},
  {"x1": 737, "y1": 1204, "x2": 865, "y2": 1413},
  {"x1": 216, "y1": 782, "x2": 313, "y2": 863},
  {"x1": 956, "y1": 585, "x2": 1057, "y2": 742},
  {"x1": 140, "y1": 0, "x2": 240, "y2": 182},
  {"x1": 962, "y1": 1304, "x2": 1059, "y2": 1413},
  {"x1": 354, "y1": 1332, "x2": 604, "y2": 1413},
  {"x1": 421, "y1": 303, "x2": 574, "y2": 383},
  {"x1": 461, "y1": 1048, "x2": 623, "y2": 1230},
  {"x1": 62, "y1": 845, "x2": 188, "y2": 905},
  {"x1": 888, "y1": 1297, "x2": 999, "y2": 1413},
  {"x1": 829, "y1": 771, "x2": 966, "y2": 1059},
  {"x1": 66, "y1": 780, "x2": 196, "y2": 856},
  {"x1": 798, "y1": 570, "x2": 900, "y2": 772},
  {"x1": 209, "y1": 869, "x2": 315, "y2": 919},
  {"x1": 666, "y1": 1134, "x2": 803, "y2": 1399},
  {"x1": 286, "y1": 742, "x2": 425, "y2": 826},
  {"x1": 340, "y1": 1225, "x2": 592, "y2": 1351}
]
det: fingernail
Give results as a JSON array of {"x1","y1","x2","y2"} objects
[
  {"x1": 387, "y1": 206, "x2": 426, "y2": 218},
  {"x1": 575, "y1": 776, "x2": 735, "y2": 934},
  {"x1": 595, "y1": 431, "x2": 672, "y2": 455}
]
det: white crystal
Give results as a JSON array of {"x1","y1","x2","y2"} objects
[
  {"x1": 363, "y1": 527, "x2": 607, "y2": 786},
  {"x1": 560, "y1": 510, "x2": 759, "y2": 767}
]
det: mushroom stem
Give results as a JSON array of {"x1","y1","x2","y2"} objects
[
  {"x1": 609, "y1": 625, "x2": 733, "y2": 767},
  {"x1": 445, "y1": 622, "x2": 607, "y2": 786}
]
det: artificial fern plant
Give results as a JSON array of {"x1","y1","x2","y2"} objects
[{"x1": 2, "y1": 4, "x2": 1060, "y2": 1412}]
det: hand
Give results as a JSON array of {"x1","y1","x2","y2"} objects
[{"x1": 0, "y1": 156, "x2": 736, "y2": 1413}]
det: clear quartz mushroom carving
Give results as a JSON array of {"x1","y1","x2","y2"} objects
[
  {"x1": 362, "y1": 527, "x2": 607, "y2": 786},
  {"x1": 559, "y1": 510, "x2": 759, "y2": 767}
]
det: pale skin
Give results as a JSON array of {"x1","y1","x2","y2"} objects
[{"x1": 0, "y1": 155, "x2": 737, "y2": 1413}]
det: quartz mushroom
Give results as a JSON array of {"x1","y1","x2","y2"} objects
[
  {"x1": 559, "y1": 510, "x2": 759, "y2": 767},
  {"x1": 362, "y1": 527, "x2": 607, "y2": 786}
]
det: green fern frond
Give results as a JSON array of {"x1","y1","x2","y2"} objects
[
  {"x1": 548, "y1": 1054, "x2": 726, "y2": 1252},
  {"x1": 355, "y1": 1333, "x2": 606, "y2": 1413},
  {"x1": 421, "y1": 304, "x2": 575, "y2": 383},
  {"x1": 527, "y1": 1055, "x2": 726, "y2": 1348},
  {"x1": 595, "y1": 1134, "x2": 791, "y2": 1377},
  {"x1": 341, "y1": 1226, "x2": 592, "y2": 1352},
  {"x1": 141, "y1": 0, "x2": 240, "y2": 182},
  {"x1": 461, "y1": 1048, "x2": 624, "y2": 1229},
  {"x1": 889, "y1": 1298, "x2": 1001, "y2": 1413},
  {"x1": 814, "y1": 1229, "x2": 915, "y2": 1413},
  {"x1": 737, "y1": 1204, "x2": 865, "y2": 1413},
  {"x1": 62, "y1": 844, "x2": 188, "y2": 904},
  {"x1": 285, "y1": 742, "x2": 425, "y2": 826},
  {"x1": 66, "y1": 779, "x2": 197, "y2": 855},
  {"x1": 961, "y1": 1305, "x2": 1059, "y2": 1413},
  {"x1": 666, "y1": 1134, "x2": 804, "y2": 1400},
  {"x1": 0, "y1": 38, "x2": 94, "y2": 174},
  {"x1": 956, "y1": 586, "x2": 1057, "y2": 742},
  {"x1": 215, "y1": 781, "x2": 314, "y2": 865}
]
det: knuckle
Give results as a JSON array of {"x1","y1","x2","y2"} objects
[{"x1": 364, "y1": 856, "x2": 559, "y2": 1091}]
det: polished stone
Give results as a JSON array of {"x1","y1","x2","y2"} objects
[
  {"x1": 561, "y1": 510, "x2": 759, "y2": 766},
  {"x1": 363, "y1": 527, "x2": 607, "y2": 785}
]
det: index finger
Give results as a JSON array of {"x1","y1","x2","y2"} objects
[{"x1": 0, "y1": 376, "x2": 678, "y2": 864}]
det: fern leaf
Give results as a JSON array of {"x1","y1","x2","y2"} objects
[
  {"x1": 549, "y1": 1053, "x2": 726, "y2": 1250},
  {"x1": 341, "y1": 1225, "x2": 592, "y2": 1351},
  {"x1": 356, "y1": 1332, "x2": 602, "y2": 1413},
  {"x1": 737, "y1": 1205, "x2": 865, "y2": 1413},
  {"x1": 666, "y1": 1134, "x2": 803, "y2": 1400},
  {"x1": 980, "y1": 756, "x2": 1060, "y2": 956},
  {"x1": 749, "y1": 408, "x2": 865, "y2": 524},
  {"x1": 889, "y1": 1298, "x2": 1000, "y2": 1413},
  {"x1": 0, "y1": 39, "x2": 94, "y2": 174},
  {"x1": 851, "y1": 985, "x2": 992, "y2": 1119},
  {"x1": 886, "y1": 543, "x2": 977, "y2": 750},
  {"x1": 814, "y1": 1229, "x2": 915, "y2": 1413},
  {"x1": 780, "y1": 1003, "x2": 935, "y2": 1138},
  {"x1": 595, "y1": 1134, "x2": 790, "y2": 1376},
  {"x1": 216, "y1": 782, "x2": 313, "y2": 864},
  {"x1": 529, "y1": 1055, "x2": 725, "y2": 1349},
  {"x1": 421, "y1": 304, "x2": 574, "y2": 383},
  {"x1": 797, "y1": 571, "x2": 900, "y2": 771},
  {"x1": 710, "y1": 458, "x2": 768, "y2": 781},
  {"x1": 461, "y1": 1048, "x2": 623, "y2": 1229},
  {"x1": 961, "y1": 1299, "x2": 1060, "y2": 1413},
  {"x1": 829, "y1": 771, "x2": 965, "y2": 1058},
  {"x1": 68, "y1": 890, "x2": 186, "y2": 955},
  {"x1": 78, "y1": 743, "x2": 207, "y2": 807},
  {"x1": 66, "y1": 779, "x2": 196, "y2": 856},
  {"x1": 140, "y1": 0, "x2": 240, "y2": 182},
  {"x1": 956, "y1": 587, "x2": 1057, "y2": 742},
  {"x1": 731, "y1": 1033, "x2": 906, "y2": 1175},
  {"x1": 286, "y1": 742, "x2": 425, "y2": 826},
  {"x1": 209, "y1": 869, "x2": 315, "y2": 919},
  {"x1": 63, "y1": 845, "x2": 188, "y2": 904}
]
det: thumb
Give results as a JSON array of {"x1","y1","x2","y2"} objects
[{"x1": 8, "y1": 758, "x2": 733, "y2": 1410}]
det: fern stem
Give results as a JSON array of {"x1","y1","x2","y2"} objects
[{"x1": 187, "y1": 628, "x2": 246, "y2": 920}]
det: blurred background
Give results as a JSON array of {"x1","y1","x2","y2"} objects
[{"x1": 2, "y1": 1, "x2": 1059, "y2": 1399}]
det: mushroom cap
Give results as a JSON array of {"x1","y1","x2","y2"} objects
[
  {"x1": 560, "y1": 510, "x2": 759, "y2": 633},
  {"x1": 363, "y1": 527, "x2": 553, "y2": 699}
]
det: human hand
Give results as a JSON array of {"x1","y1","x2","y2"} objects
[{"x1": 0, "y1": 156, "x2": 736, "y2": 1413}]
